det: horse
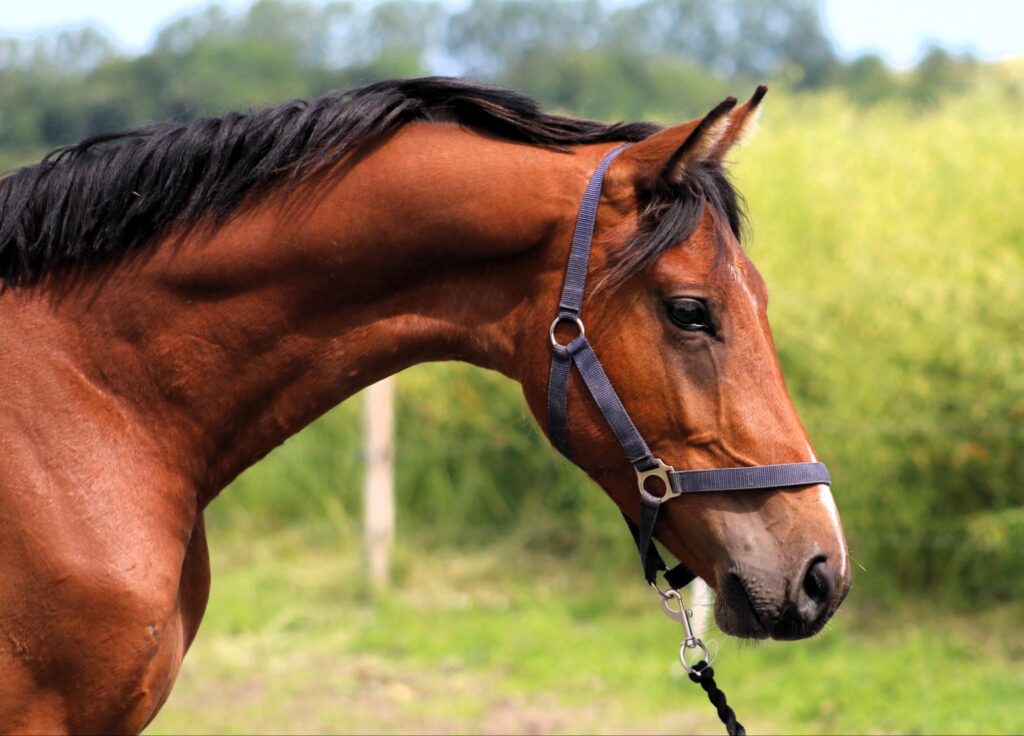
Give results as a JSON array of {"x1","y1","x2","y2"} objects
[{"x1": 0, "y1": 77, "x2": 849, "y2": 732}]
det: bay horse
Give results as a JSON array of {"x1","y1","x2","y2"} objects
[{"x1": 0, "y1": 77, "x2": 848, "y2": 732}]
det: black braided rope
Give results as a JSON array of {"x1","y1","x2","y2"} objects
[{"x1": 688, "y1": 661, "x2": 746, "y2": 736}]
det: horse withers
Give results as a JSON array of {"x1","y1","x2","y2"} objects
[{"x1": 0, "y1": 77, "x2": 848, "y2": 731}]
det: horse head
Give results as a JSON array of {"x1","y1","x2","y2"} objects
[{"x1": 521, "y1": 88, "x2": 850, "y2": 640}]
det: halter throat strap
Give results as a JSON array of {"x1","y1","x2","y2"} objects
[{"x1": 546, "y1": 145, "x2": 831, "y2": 589}]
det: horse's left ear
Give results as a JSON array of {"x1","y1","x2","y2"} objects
[
  {"x1": 710, "y1": 85, "x2": 767, "y2": 161},
  {"x1": 621, "y1": 86, "x2": 767, "y2": 190}
]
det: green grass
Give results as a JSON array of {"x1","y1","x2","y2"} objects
[{"x1": 149, "y1": 523, "x2": 1024, "y2": 735}]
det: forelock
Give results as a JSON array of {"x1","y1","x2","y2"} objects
[{"x1": 601, "y1": 160, "x2": 747, "y2": 288}]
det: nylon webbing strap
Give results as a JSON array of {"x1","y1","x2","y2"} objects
[
  {"x1": 622, "y1": 509, "x2": 698, "y2": 589},
  {"x1": 556, "y1": 145, "x2": 628, "y2": 318},
  {"x1": 545, "y1": 144, "x2": 669, "y2": 587},
  {"x1": 670, "y1": 462, "x2": 830, "y2": 494},
  {"x1": 546, "y1": 346, "x2": 574, "y2": 456},
  {"x1": 547, "y1": 144, "x2": 630, "y2": 464},
  {"x1": 566, "y1": 335, "x2": 656, "y2": 470}
]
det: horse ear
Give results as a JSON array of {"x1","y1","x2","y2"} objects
[
  {"x1": 711, "y1": 85, "x2": 768, "y2": 160},
  {"x1": 623, "y1": 97, "x2": 737, "y2": 189}
]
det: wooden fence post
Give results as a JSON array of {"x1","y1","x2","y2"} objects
[{"x1": 363, "y1": 377, "x2": 395, "y2": 588}]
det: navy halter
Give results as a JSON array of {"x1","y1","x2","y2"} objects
[{"x1": 547, "y1": 145, "x2": 831, "y2": 590}]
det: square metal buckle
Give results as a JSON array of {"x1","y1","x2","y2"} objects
[{"x1": 636, "y1": 458, "x2": 677, "y2": 505}]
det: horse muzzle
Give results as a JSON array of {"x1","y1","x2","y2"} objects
[{"x1": 715, "y1": 554, "x2": 848, "y2": 640}]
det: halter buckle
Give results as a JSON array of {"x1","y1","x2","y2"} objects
[{"x1": 636, "y1": 458, "x2": 677, "y2": 505}]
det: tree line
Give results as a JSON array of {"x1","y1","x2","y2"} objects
[{"x1": 0, "y1": 0, "x2": 982, "y2": 157}]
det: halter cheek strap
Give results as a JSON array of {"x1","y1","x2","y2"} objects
[{"x1": 546, "y1": 145, "x2": 831, "y2": 590}]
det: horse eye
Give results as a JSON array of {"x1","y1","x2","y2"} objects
[{"x1": 667, "y1": 298, "x2": 712, "y2": 332}]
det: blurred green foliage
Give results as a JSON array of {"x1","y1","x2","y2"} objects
[
  {"x1": 0, "y1": 0, "x2": 991, "y2": 154},
  {"x1": 742, "y1": 89, "x2": 1024, "y2": 602},
  {"x1": 1, "y1": 1, "x2": 1021, "y2": 604}
]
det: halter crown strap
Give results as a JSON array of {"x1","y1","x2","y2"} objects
[
  {"x1": 546, "y1": 145, "x2": 831, "y2": 589},
  {"x1": 556, "y1": 145, "x2": 625, "y2": 319}
]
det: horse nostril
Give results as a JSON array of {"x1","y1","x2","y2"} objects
[
  {"x1": 801, "y1": 557, "x2": 835, "y2": 607},
  {"x1": 769, "y1": 557, "x2": 838, "y2": 640}
]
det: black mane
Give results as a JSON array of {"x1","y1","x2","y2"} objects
[{"x1": 0, "y1": 76, "x2": 741, "y2": 284}]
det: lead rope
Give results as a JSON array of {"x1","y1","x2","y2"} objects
[
  {"x1": 658, "y1": 585, "x2": 746, "y2": 736},
  {"x1": 689, "y1": 662, "x2": 744, "y2": 736}
]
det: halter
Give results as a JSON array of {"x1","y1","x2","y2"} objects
[
  {"x1": 547, "y1": 145, "x2": 831, "y2": 735},
  {"x1": 547, "y1": 143, "x2": 830, "y2": 586}
]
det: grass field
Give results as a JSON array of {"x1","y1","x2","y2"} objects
[{"x1": 149, "y1": 522, "x2": 1024, "y2": 735}]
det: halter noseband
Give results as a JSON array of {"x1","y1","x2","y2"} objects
[{"x1": 546, "y1": 144, "x2": 831, "y2": 591}]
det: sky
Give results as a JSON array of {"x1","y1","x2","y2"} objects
[{"x1": 0, "y1": 0, "x2": 1022, "y2": 69}]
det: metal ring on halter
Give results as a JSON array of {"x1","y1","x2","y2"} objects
[{"x1": 549, "y1": 315, "x2": 585, "y2": 351}]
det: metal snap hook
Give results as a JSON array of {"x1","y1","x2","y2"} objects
[
  {"x1": 659, "y1": 589, "x2": 686, "y2": 619},
  {"x1": 657, "y1": 587, "x2": 715, "y2": 675}
]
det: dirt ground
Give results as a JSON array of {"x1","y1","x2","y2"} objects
[{"x1": 153, "y1": 637, "x2": 717, "y2": 735}]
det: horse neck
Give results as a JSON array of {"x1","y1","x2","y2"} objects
[{"x1": 12, "y1": 125, "x2": 608, "y2": 501}]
